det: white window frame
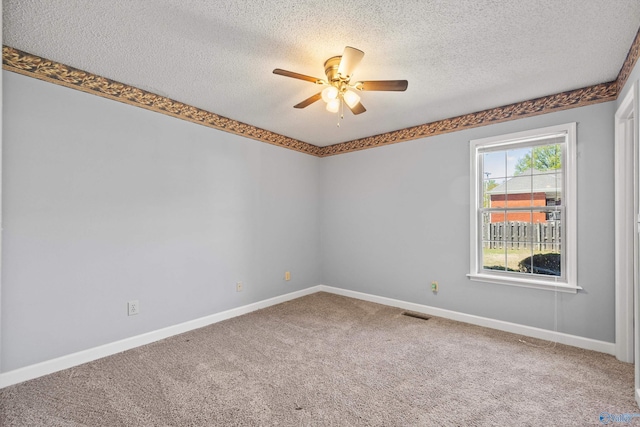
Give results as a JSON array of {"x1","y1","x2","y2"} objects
[{"x1": 468, "y1": 123, "x2": 580, "y2": 293}]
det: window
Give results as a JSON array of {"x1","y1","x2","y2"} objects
[{"x1": 468, "y1": 123, "x2": 579, "y2": 293}]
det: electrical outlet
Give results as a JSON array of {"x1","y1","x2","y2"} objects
[
  {"x1": 431, "y1": 281, "x2": 439, "y2": 292},
  {"x1": 285, "y1": 271, "x2": 291, "y2": 281},
  {"x1": 128, "y1": 300, "x2": 139, "y2": 316},
  {"x1": 236, "y1": 282, "x2": 243, "y2": 292}
]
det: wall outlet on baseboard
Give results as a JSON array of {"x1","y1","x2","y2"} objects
[
  {"x1": 285, "y1": 271, "x2": 291, "y2": 281},
  {"x1": 236, "y1": 282, "x2": 243, "y2": 292},
  {"x1": 128, "y1": 300, "x2": 139, "y2": 316},
  {"x1": 431, "y1": 281, "x2": 439, "y2": 292}
]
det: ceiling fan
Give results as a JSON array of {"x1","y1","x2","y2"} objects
[{"x1": 273, "y1": 46, "x2": 408, "y2": 116}]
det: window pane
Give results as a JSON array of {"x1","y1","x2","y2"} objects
[
  {"x1": 507, "y1": 246, "x2": 531, "y2": 272},
  {"x1": 531, "y1": 215, "x2": 562, "y2": 250},
  {"x1": 507, "y1": 147, "x2": 532, "y2": 178},
  {"x1": 532, "y1": 143, "x2": 562, "y2": 172},
  {"x1": 482, "y1": 210, "x2": 505, "y2": 271},
  {"x1": 482, "y1": 151, "x2": 507, "y2": 209},
  {"x1": 519, "y1": 248, "x2": 561, "y2": 277},
  {"x1": 538, "y1": 170, "x2": 562, "y2": 207},
  {"x1": 485, "y1": 178, "x2": 505, "y2": 209},
  {"x1": 482, "y1": 246, "x2": 507, "y2": 272},
  {"x1": 504, "y1": 212, "x2": 533, "y2": 248},
  {"x1": 483, "y1": 151, "x2": 507, "y2": 180},
  {"x1": 481, "y1": 212, "x2": 492, "y2": 242},
  {"x1": 483, "y1": 211, "x2": 506, "y2": 237}
]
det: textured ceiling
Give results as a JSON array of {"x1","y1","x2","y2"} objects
[{"x1": 3, "y1": 1, "x2": 640, "y2": 147}]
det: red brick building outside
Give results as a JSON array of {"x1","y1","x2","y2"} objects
[
  {"x1": 489, "y1": 193, "x2": 547, "y2": 223},
  {"x1": 486, "y1": 169, "x2": 561, "y2": 223}
]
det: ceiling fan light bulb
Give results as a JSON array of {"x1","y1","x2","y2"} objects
[
  {"x1": 343, "y1": 90, "x2": 361, "y2": 108},
  {"x1": 326, "y1": 99, "x2": 340, "y2": 113},
  {"x1": 321, "y1": 86, "x2": 339, "y2": 103}
]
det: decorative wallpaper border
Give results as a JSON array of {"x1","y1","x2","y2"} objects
[
  {"x1": 4, "y1": 26, "x2": 640, "y2": 158},
  {"x1": 318, "y1": 82, "x2": 617, "y2": 156},
  {"x1": 617, "y1": 26, "x2": 640, "y2": 95},
  {"x1": 2, "y1": 46, "x2": 322, "y2": 157}
]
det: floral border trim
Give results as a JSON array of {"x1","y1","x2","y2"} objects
[
  {"x1": 317, "y1": 82, "x2": 617, "y2": 157},
  {"x1": 2, "y1": 46, "x2": 322, "y2": 157},
  {"x1": 4, "y1": 32, "x2": 639, "y2": 158},
  {"x1": 617, "y1": 26, "x2": 640, "y2": 95}
]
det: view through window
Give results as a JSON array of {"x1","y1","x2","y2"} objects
[
  {"x1": 469, "y1": 123, "x2": 577, "y2": 291},
  {"x1": 481, "y1": 139, "x2": 563, "y2": 276}
]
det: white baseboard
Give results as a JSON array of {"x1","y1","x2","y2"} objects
[
  {"x1": 1, "y1": 283, "x2": 616, "y2": 388},
  {"x1": 0, "y1": 286, "x2": 322, "y2": 389},
  {"x1": 318, "y1": 285, "x2": 616, "y2": 356}
]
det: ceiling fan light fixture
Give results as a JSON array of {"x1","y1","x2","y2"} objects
[
  {"x1": 326, "y1": 98, "x2": 340, "y2": 113},
  {"x1": 343, "y1": 90, "x2": 360, "y2": 108},
  {"x1": 273, "y1": 46, "x2": 408, "y2": 118},
  {"x1": 321, "y1": 86, "x2": 339, "y2": 103}
]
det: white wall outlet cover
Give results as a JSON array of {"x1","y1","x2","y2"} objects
[{"x1": 128, "y1": 300, "x2": 139, "y2": 316}]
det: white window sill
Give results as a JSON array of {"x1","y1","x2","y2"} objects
[{"x1": 467, "y1": 273, "x2": 581, "y2": 293}]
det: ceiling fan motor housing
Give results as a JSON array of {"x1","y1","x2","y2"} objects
[{"x1": 324, "y1": 56, "x2": 349, "y2": 84}]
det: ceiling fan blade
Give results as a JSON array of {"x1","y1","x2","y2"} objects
[
  {"x1": 294, "y1": 92, "x2": 322, "y2": 109},
  {"x1": 357, "y1": 80, "x2": 408, "y2": 91},
  {"x1": 273, "y1": 68, "x2": 324, "y2": 84},
  {"x1": 347, "y1": 101, "x2": 366, "y2": 115},
  {"x1": 337, "y1": 46, "x2": 364, "y2": 78}
]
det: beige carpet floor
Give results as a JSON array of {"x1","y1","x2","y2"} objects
[{"x1": 0, "y1": 292, "x2": 636, "y2": 426}]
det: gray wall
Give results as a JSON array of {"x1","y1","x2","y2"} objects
[
  {"x1": 1, "y1": 71, "x2": 321, "y2": 372},
  {"x1": 320, "y1": 101, "x2": 616, "y2": 342}
]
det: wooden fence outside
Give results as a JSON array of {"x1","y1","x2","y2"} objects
[{"x1": 483, "y1": 220, "x2": 561, "y2": 251}]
